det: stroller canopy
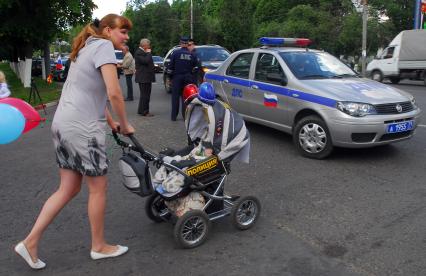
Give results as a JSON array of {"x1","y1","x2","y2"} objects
[{"x1": 185, "y1": 98, "x2": 250, "y2": 163}]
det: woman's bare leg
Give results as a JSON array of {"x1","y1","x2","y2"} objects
[
  {"x1": 22, "y1": 169, "x2": 82, "y2": 262},
  {"x1": 86, "y1": 175, "x2": 118, "y2": 253}
]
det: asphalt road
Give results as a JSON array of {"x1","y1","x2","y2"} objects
[{"x1": 0, "y1": 75, "x2": 425, "y2": 276}]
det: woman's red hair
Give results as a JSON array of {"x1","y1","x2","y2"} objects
[{"x1": 69, "y1": 14, "x2": 132, "y2": 61}]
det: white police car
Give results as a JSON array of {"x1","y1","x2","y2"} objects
[{"x1": 205, "y1": 37, "x2": 421, "y2": 159}]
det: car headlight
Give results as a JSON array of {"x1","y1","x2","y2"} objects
[
  {"x1": 336, "y1": 101, "x2": 376, "y2": 117},
  {"x1": 202, "y1": 67, "x2": 210, "y2": 73}
]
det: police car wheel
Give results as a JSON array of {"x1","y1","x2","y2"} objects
[
  {"x1": 145, "y1": 193, "x2": 166, "y2": 223},
  {"x1": 174, "y1": 210, "x2": 210, "y2": 249},
  {"x1": 293, "y1": 115, "x2": 333, "y2": 159},
  {"x1": 230, "y1": 196, "x2": 261, "y2": 230},
  {"x1": 371, "y1": 70, "x2": 383, "y2": 82}
]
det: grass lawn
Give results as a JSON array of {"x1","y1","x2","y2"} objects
[{"x1": 0, "y1": 62, "x2": 61, "y2": 106}]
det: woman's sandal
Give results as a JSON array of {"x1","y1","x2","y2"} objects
[
  {"x1": 14, "y1": 242, "x2": 46, "y2": 270},
  {"x1": 90, "y1": 245, "x2": 128, "y2": 260}
]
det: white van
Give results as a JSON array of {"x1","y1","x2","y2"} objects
[{"x1": 367, "y1": 29, "x2": 426, "y2": 86}]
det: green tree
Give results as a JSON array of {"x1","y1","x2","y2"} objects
[
  {"x1": 0, "y1": 0, "x2": 95, "y2": 85},
  {"x1": 217, "y1": 0, "x2": 254, "y2": 52},
  {"x1": 368, "y1": 0, "x2": 415, "y2": 34}
]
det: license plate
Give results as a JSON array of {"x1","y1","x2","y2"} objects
[{"x1": 387, "y1": 121, "x2": 414, "y2": 133}]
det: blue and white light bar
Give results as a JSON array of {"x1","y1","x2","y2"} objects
[{"x1": 259, "y1": 37, "x2": 312, "y2": 47}]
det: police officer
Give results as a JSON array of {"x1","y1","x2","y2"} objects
[
  {"x1": 167, "y1": 36, "x2": 198, "y2": 121},
  {"x1": 188, "y1": 38, "x2": 201, "y2": 85}
]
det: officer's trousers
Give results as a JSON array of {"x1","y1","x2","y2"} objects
[
  {"x1": 138, "y1": 82, "x2": 152, "y2": 115},
  {"x1": 125, "y1": 74, "x2": 133, "y2": 100},
  {"x1": 171, "y1": 74, "x2": 190, "y2": 120}
]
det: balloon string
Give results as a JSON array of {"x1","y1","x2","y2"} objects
[
  {"x1": 38, "y1": 118, "x2": 50, "y2": 128},
  {"x1": 27, "y1": 118, "x2": 47, "y2": 123}
]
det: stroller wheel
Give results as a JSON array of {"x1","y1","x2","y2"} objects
[
  {"x1": 230, "y1": 196, "x2": 261, "y2": 230},
  {"x1": 145, "y1": 193, "x2": 166, "y2": 223},
  {"x1": 174, "y1": 210, "x2": 210, "y2": 249}
]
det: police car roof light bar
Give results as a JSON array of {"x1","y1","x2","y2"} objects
[{"x1": 259, "y1": 37, "x2": 311, "y2": 47}]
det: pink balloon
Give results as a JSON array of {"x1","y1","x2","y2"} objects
[{"x1": 0, "y1": 97, "x2": 42, "y2": 133}]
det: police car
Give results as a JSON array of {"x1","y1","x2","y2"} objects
[
  {"x1": 163, "y1": 45, "x2": 230, "y2": 93},
  {"x1": 205, "y1": 37, "x2": 422, "y2": 159}
]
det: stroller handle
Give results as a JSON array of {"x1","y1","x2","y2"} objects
[{"x1": 112, "y1": 131, "x2": 156, "y2": 159}]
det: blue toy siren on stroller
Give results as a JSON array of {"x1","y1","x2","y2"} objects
[{"x1": 113, "y1": 88, "x2": 260, "y2": 248}]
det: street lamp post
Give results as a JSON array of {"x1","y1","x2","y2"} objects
[
  {"x1": 190, "y1": 0, "x2": 193, "y2": 39},
  {"x1": 361, "y1": 0, "x2": 368, "y2": 77}
]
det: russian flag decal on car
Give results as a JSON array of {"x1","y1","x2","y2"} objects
[{"x1": 264, "y1": 93, "x2": 278, "y2": 108}]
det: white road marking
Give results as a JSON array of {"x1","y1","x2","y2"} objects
[{"x1": 418, "y1": 124, "x2": 426, "y2": 128}]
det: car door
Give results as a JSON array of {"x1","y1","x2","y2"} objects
[
  {"x1": 379, "y1": 46, "x2": 398, "y2": 76},
  {"x1": 220, "y1": 52, "x2": 254, "y2": 116},
  {"x1": 248, "y1": 52, "x2": 289, "y2": 127}
]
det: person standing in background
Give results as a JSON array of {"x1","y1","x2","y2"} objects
[
  {"x1": 0, "y1": 70, "x2": 11, "y2": 99},
  {"x1": 134, "y1": 38, "x2": 155, "y2": 116},
  {"x1": 119, "y1": 46, "x2": 135, "y2": 101},
  {"x1": 167, "y1": 36, "x2": 198, "y2": 121}
]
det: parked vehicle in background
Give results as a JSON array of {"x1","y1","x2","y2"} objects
[
  {"x1": 367, "y1": 29, "x2": 426, "y2": 86},
  {"x1": 51, "y1": 56, "x2": 69, "y2": 82},
  {"x1": 163, "y1": 45, "x2": 230, "y2": 93},
  {"x1": 205, "y1": 37, "x2": 422, "y2": 159},
  {"x1": 31, "y1": 58, "x2": 43, "y2": 76},
  {"x1": 152, "y1": 56, "x2": 164, "y2": 73},
  {"x1": 115, "y1": 50, "x2": 124, "y2": 75}
]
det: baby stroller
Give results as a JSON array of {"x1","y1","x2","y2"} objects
[{"x1": 114, "y1": 92, "x2": 260, "y2": 249}]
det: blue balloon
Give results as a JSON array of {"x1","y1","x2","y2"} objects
[{"x1": 0, "y1": 103, "x2": 25, "y2": 144}]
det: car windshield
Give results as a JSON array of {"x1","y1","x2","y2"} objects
[
  {"x1": 195, "y1": 48, "x2": 230, "y2": 62},
  {"x1": 152, "y1": 56, "x2": 163, "y2": 62},
  {"x1": 279, "y1": 51, "x2": 357, "y2": 80}
]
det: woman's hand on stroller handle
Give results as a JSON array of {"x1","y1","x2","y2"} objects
[{"x1": 120, "y1": 123, "x2": 135, "y2": 135}]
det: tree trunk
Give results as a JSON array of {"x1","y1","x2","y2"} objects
[
  {"x1": 43, "y1": 42, "x2": 50, "y2": 80},
  {"x1": 23, "y1": 43, "x2": 33, "y2": 88}
]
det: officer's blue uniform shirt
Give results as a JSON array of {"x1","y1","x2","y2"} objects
[{"x1": 169, "y1": 47, "x2": 197, "y2": 76}]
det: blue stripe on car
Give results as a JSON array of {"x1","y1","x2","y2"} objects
[{"x1": 205, "y1": 73, "x2": 336, "y2": 108}]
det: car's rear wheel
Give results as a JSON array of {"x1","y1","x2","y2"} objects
[
  {"x1": 371, "y1": 70, "x2": 383, "y2": 82},
  {"x1": 293, "y1": 115, "x2": 333, "y2": 159}
]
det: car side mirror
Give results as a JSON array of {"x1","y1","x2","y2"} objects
[{"x1": 266, "y1": 72, "x2": 287, "y2": 86}]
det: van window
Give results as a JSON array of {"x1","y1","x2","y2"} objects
[
  {"x1": 380, "y1": 47, "x2": 395, "y2": 59},
  {"x1": 226, "y1": 53, "x2": 254, "y2": 79},
  {"x1": 384, "y1": 47, "x2": 394, "y2": 59}
]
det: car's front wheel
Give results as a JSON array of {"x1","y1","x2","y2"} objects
[
  {"x1": 371, "y1": 70, "x2": 383, "y2": 82},
  {"x1": 293, "y1": 115, "x2": 333, "y2": 159}
]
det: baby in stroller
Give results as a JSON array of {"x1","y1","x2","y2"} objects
[
  {"x1": 152, "y1": 140, "x2": 215, "y2": 217},
  {"x1": 116, "y1": 82, "x2": 259, "y2": 248},
  {"x1": 152, "y1": 83, "x2": 240, "y2": 217}
]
